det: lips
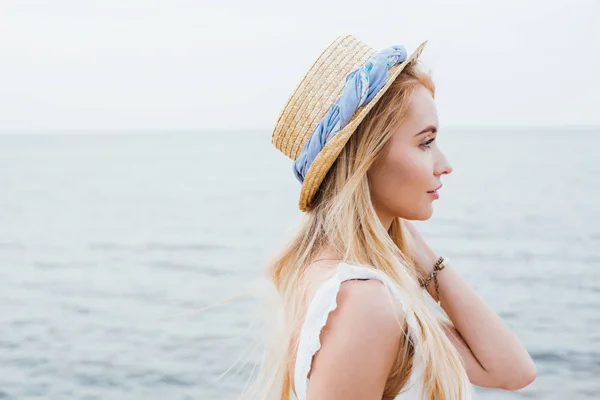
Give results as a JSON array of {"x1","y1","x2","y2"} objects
[{"x1": 427, "y1": 184, "x2": 443, "y2": 193}]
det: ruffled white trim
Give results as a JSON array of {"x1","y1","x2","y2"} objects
[{"x1": 293, "y1": 262, "x2": 422, "y2": 400}]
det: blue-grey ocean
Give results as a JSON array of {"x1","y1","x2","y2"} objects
[{"x1": 0, "y1": 128, "x2": 598, "y2": 400}]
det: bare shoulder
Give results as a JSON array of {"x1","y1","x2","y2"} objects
[
  {"x1": 306, "y1": 278, "x2": 407, "y2": 400},
  {"x1": 336, "y1": 278, "x2": 406, "y2": 330}
]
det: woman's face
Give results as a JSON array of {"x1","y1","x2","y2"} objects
[{"x1": 367, "y1": 85, "x2": 453, "y2": 227}]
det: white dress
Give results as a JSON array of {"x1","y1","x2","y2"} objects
[{"x1": 292, "y1": 261, "x2": 473, "y2": 400}]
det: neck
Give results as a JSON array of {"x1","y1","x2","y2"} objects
[{"x1": 374, "y1": 207, "x2": 394, "y2": 231}]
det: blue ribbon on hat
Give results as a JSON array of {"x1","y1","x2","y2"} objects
[{"x1": 292, "y1": 44, "x2": 408, "y2": 184}]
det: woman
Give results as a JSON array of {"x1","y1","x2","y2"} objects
[{"x1": 242, "y1": 35, "x2": 536, "y2": 400}]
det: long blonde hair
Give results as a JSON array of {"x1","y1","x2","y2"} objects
[{"x1": 238, "y1": 60, "x2": 470, "y2": 399}]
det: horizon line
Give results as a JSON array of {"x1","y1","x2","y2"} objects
[{"x1": 0, "y1": 125, "x2": 599, "y2": 134}]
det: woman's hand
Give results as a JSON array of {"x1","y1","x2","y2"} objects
[
  {"x1": 401, "y1": 220, "x2": 537, "y2": 390},
  {"x1": 401, "y1": 219, "x2": 440, "y2": 280}
]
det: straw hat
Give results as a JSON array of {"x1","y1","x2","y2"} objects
[{"x1": 271, "y1": 34, "x2": 428, "y2": 212}]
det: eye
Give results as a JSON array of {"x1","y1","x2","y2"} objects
[{"x1": 420, "y1": 137, "x2": 436, "y2": 149}]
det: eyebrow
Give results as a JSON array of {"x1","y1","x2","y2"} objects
[{"x1": 414, "y1": 125, "x2": 438, "y2": 137}]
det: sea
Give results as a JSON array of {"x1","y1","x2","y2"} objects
[{"x1": 0, "y1": 128, "x2": 598, "y2": 399}]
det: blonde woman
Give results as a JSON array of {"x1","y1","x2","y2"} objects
[{"x1": 242, "y1": 35, "x2": 536, "y2": 400}]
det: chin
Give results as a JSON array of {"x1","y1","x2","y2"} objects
[
  {"x1": 414, "y1": 212, "x2": 433, "y2": 221},
  {"x1": 417, "y1": 203, "x2": 435, "y2": 220},
  {"x1": 400, "y1": 206, "x2": 433, "y2": 221}
]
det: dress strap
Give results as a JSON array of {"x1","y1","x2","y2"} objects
[{"x1": 293, "y1": 262, "x2": 420, "y2": 400}]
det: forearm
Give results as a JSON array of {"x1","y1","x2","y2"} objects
[{"x1": 424, "y1": 258, "x2": 536, "y2": 388}]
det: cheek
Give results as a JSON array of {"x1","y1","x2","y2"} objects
[
  {"x1": 369, "y1": 149, "x2": 430, "y2": 201},
  {"x1": 369, "y1": 151, "x2": 413, "y2": 196},
  {"x1": 400, "y1": 152, "x2": 430, "y2": 182},
  {"x1": 382, "y1": 149, "x2": 422, "y2": 184}
]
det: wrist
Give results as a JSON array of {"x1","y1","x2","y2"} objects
[
  {"x1": 418, "y1": 250, "x2": 441, "y2": 279},
  {"x1": 419, "y1": 256, "x2": 450, "y2": 303}
]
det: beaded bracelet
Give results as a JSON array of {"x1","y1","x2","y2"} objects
[{"x1": 419, "y1": 256, "x2": 448, "y2": 305}]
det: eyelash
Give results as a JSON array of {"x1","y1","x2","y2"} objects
[{"x1": 420, "y1": 137, "x2": 436, "y2": 149}]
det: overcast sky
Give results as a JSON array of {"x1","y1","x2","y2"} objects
[{"x1": 0, "y1": 0, "x2": 598, "y2": 131}]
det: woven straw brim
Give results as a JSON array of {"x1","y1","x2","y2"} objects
[
  {"x1": 299, "y1": 40, "x2": 428, "y2": 212},
  {"x1": 272, "y1": 35, "x2": 377, "y2": 161}
]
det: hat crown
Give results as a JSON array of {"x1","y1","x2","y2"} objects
[{"x1": 271, "y1": 35, "x2": 376, "y2": 160}]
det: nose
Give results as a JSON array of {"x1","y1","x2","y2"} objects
[{"x1": 435, "y1": 150, "x2": 453, "y2": 176}]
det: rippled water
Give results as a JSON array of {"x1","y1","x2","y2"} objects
[{"x1": 0, "y1": 129, "x2": 598, "y2": 399}]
